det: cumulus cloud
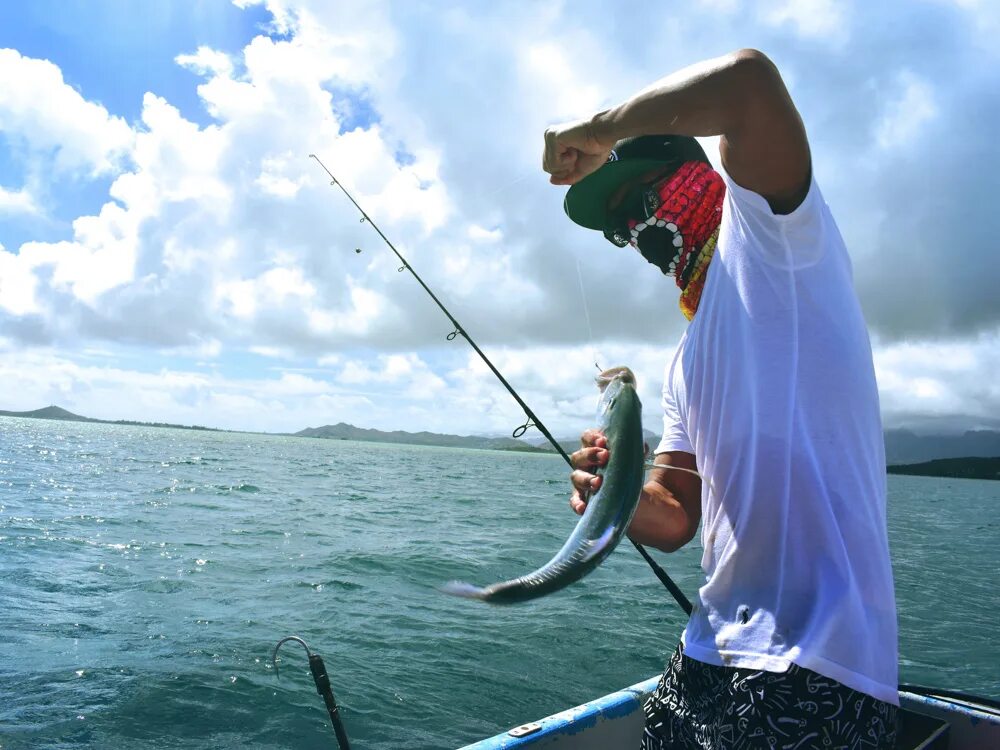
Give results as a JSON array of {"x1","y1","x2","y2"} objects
[
  {"x1": 0, "y1": 347, "x2": 365, "y2": 433},
  {"x1": 0, "y1": 185, "x2": 39, "y2": 215},
  {"x1": 874, "y1": 331, "x2": 1000, "y2": 432},
  {"x1": 875, "y1": 71, "x2": 938, "y2": 150},
  {"x1": 762, "y1": 0, "x2": 850, "y2": 41},
  {"x1": 0, "y1": 47, "x2": 133, "y2": 177},
  {"x1": 0, "y1": 0, "x2": 997, "y2": 434},
  {"x1": 0, "y1": 22, "x2": 452, "y2": 351}
]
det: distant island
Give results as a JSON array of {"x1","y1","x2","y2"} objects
[
  {"x1": 294, "y1": 422, "x2": 661, "y2": 456},
  {"x1": 0, "y1": 405, "x2": 220, "y2": 432},
  {"x1": 294, "y1": 421, "x2": 547, "y2": 453},
  {"x1": 0, "y1": 405, "x2": 555, "y2": 454},
  {"x1": 883, "y1": 428, "x2": 1000, "y2": 464},
  {"x1": 887, "y1": 457, "x2": 1000, "y2": 481},
  {"x1": 2, "y1": 405, "x2": 999, "y2": 477}
]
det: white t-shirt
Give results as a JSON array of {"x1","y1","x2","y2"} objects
[{"x1": 655, "y1": 167, "x2": 899, "y2": 705}]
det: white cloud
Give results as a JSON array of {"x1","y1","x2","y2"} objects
[
  {"x1": 875, "y1": 71, "x2": 938, "y2": 150},
  {"x1": 922, "y1": 0, "x2": 1000, "y2": 56},
  {"x1": 338, "y1": 352, "x2": 448, "y2": 398},
  {"x1": 519, "y1": 42, "x2": 605, "y2": 121},
  {"x1": 4, "y1": 202, "x2": 140, "y2": 309},
  {"x1": 0, "y1": 340, "x2": 675, "y2": 437},
  {"x1": 467, "y1": 224, "x2": 503, "y2": 243},
  {"x1": 0, "y1": 245, "x2": 40, "y2": 315},
  {"x1": 2, "y1": 326, "x2": 999, "y2": 438},
  {"x1": 255, "y1": 153, "x2": 306, "y2": 198},
  {"x1": 873, "y1": 331, "x2": 1000, "y2": 430},
  {"x1": 0, "y1": 348, "x2": 356, "y2": 433},
  {"x1": 0, "y1": 47, "x2": 133, "y2": 177},
  {"x1": 445, "y1": 341, "x2": 681, "y2": 436},
  {"x1": 0, "y1": 27, "x2": 451, "y2": 350},
  {"x1": 175, "y1": 46, "x2": 234, "y2": 78},
  {"x1": 697, "y1": 0, "x2": 741, "y2": 12},
  {"x1": 0, "y1": 0, "x2": 997, "y2": 437},
  {"x1": 161, "y1": 339, "x2": 223, "y2": 359},
  {"x1": 249, "y1": 345, "x2": 287, "y2": 358},
  {"x1": 0, "y1": 185, "x2": 39, "y2": 215},
  {"x1": 762, "y1": 0, "x2": 849, "y2": 40}
]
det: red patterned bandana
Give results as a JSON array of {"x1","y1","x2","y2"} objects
[{"x1": 627, "y1": 161, "x2": 725, "y2": 320}]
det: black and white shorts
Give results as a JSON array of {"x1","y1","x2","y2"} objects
[{"x1": 641, "y1": 643, "x2": 897, "y2": 750}]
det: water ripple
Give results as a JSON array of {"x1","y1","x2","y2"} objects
[{"x1": 1, "y1": 416, "x2": 997, "y2": 749}]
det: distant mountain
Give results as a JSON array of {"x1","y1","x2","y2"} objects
[
  {"x1": 6, "y1": 404, "x2": 1000, "y2": 466},
  {"x1": 887, "y1": 457, "x2": 1000, "y2": 481},
  {"x1": 0, "y1": 405, "x2": 98, "y2": 422},
  {"x1": 294, "y1": 422, "x2": 547, "y2": 453},
  {"x1": 0, "y1": 405, "x2": 219, "y2": 432},
  {"x1": 883, "y1": 429, "x2": 1000, "y2": 464}
]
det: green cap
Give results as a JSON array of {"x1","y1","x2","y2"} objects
[{"x1": 563, "y1": 135, "x2": 710, "y2": 231}]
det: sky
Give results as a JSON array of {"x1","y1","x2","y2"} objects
[{"x1": 0, "y1": 0, "x2": 998, "y2": 438}]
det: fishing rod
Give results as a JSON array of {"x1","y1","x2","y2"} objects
[
  {"x1": 273, "y1": 636, "x2": 351, "y2": 749},
  {"x1": 309, "y1": 154, "x2": 692, "y2": 616}
]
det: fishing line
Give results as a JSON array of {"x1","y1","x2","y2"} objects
[
  {"x1": 574, "y1": 258, "x2": 601, "y2": 372},
  {"x1": 477, "y1": 170, "x2": 533, "y2": 199},
  {"x1": 644, "y1": 461, "x2": 716, "y2": 501},
  {"x1": 309, "y1": 153, "x2": 691, "y2": 615}
]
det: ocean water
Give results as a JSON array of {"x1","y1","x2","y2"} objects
[{"x1": 0, "y1": 416, "x2": 997, "y2": 749}]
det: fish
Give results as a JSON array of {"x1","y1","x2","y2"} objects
[{"x1": 441, "y1": 366, "x2": 645, "y2": 604}]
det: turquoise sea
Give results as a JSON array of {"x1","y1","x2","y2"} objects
[{"x1": 1, "y1": 416, "x2": 998, "y2": 749}]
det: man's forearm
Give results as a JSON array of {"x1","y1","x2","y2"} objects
[
  {"x1": 627, "y1": 480, "x2": 699, "y2": 553},
  {"x1": 589, "y1": 49, "x2": 777, "y2": 145},
  {"x1": 586, "y1": 48, "x2": 810, "y2": 212}
]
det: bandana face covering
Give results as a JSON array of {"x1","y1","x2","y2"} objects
[{"x1": 608, "y1": 161, "x2": 725, "y2": 319}]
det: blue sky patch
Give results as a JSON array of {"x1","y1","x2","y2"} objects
[
  {"x1": 0, "y1": 0, "x2": 271, "y2": 128},
  {"x1": 326, "y1": 86, "x2": 381, "y2": 134}
]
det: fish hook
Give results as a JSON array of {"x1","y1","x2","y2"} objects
[{"x1": 272, "y1": 635, "x2": 311, "y2": 680}]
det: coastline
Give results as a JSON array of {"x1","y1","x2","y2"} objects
[{"x1": 4, "y1": 406, "x2": 998, "y2": 477}]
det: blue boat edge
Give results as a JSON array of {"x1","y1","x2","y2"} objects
[
  {"x1": 458, "y1": 678, "x2": 1000, "y2": 749},
  {"x1": 457, "y1": 676, "x2": 660, "y2": 749}
]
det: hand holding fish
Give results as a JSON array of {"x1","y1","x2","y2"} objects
[
  {"x1": 441, "y1": 367, "x2": 645, "y2": 603},
  {"x1": 569, "y1": 428, "x2": 609, "y2": 516}
]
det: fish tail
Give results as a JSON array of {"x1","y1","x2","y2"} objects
[{"x1": 440, "y1": 581, "x2": 489, "y2": 600}]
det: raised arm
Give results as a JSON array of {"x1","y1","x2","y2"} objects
[{"x1": 544, "y1": 49, "x2": 811, "y2": 214}]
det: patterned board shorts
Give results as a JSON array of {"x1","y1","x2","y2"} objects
[{"x1": 641, "y1": 643, "x2": 898, "y2": 750}]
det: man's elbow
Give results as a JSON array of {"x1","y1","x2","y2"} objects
[
  {"x1": 634, "y1": 509, "x2": 699, "y2": 553},
  {"x1": 730, "y1": 48, "x2": 779, "y2": 76},
  {"x1": 727, "y1": 48, "x2": 785, "y2": 94},
  {"x1": 650, "y1": 524, "x2": 698, "y2": 554}
]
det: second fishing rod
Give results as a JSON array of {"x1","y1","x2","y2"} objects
[{"x1": 309, "y1": 153, "x2": 692, "y2": 616}]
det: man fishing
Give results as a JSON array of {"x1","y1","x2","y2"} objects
[{"x1": 543, "y1": 49, "x2": 898, "y2": 749}]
